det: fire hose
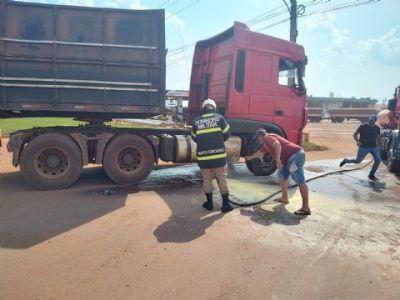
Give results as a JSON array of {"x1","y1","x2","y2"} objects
[{"x1": 228, "y1": 160, "x2": 373, "y2": 207}]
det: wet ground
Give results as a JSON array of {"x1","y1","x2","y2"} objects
[{"x1": 0, "y1": 160, "x2": 400, "y2": 299}]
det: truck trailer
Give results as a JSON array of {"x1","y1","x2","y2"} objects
[
  {"x1": 378, "y1": 85, "x2": 400, "y2": 173},
  {"x1": 329, "y1": 108, "x2": 378, "y2": 123},
  {"x1": 1, "y1": 0, "x2": 308, "y2": 190}
]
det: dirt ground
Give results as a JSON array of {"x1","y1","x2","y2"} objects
[
  {"x1": 304, "y1": 120, "x2": 359, "y2": 161},
  {"x1": 1, "y1": 121, "x2": 400, "y2": 300}
]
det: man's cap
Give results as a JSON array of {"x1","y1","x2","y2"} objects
[
  {"x1": 368, "y1": 114, "x2": 377, "y2": 122},
  {"x1": 256, "y1": 128, "x2": 267, "y2": 136},
  {"x1": 202, "y1": 98, "x2": 217, "y2": 110}
]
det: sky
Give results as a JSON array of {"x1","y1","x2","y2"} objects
[{"x1": 17, "y1": 0, "x2": 400, "y2": 101}]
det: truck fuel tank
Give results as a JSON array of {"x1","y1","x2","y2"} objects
[
  {"x1": 173, "y1": 135, "x2": 242, "y2": 163},
  {"x1": 378, "y1": 109, "x2": 391, "y2": 128}
]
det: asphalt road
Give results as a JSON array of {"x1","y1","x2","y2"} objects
[{"x1": 0, "y1": 160, "x2": 400, "y2": 299}]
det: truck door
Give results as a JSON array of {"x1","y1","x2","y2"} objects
[
  {"x1": 246, "y1": 51, "x2": 275, "y2": 119},
  {"x1": 275, "y1": 57, "x2": 306, "y2": 142}
]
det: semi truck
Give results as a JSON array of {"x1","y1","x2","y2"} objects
[
  {"x1": 378, "y1": 85, "x2": 400, "y2": 173},
  {"x1": 330, "y1": 108, "x2": 378, "y2": 123},
  {"x1": 307, "y1": 108, "x2": 323, "y2": 123},
  {"x1": 1, "y1": 0, "x2": 308, "y2": 190}
]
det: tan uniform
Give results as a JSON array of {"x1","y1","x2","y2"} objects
[{"x1": 201, "y1": 166, "x2": 228, "y2": 194}]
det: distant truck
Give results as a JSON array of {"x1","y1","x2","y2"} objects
[
  {"x1": 1, "y1": 0, "x2": 308, "y2": 190},
  {"x1": 378, "y1": 86, "x2": 400, "y2": 173},
  {"x1": 329, "y1": 108, "x2": 378, "y2": 123},
  {"x1": 307, "y1": 108, "x2": 323, "y2": 123}
]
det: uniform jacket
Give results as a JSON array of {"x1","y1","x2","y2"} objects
[{"x1": 191, "y1": 112, "x2": 231, "y2": 169}]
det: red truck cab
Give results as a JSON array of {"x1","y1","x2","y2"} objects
[
  {"x1": 390, "y1": 86, "x2": 400, "y2": 127},
  {"x1": 378, "y1": 85, "x2": 400, "y2": 173},
  {"x1": 188, "y1": 22, "x2": 307, "y2": 150}
]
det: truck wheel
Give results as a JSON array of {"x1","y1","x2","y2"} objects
[
  {"x1": 20, "y1": 133, "x2": 83, "y2": 190},
  {"x1": 380, "y1": 150, "x2": 388, "y2": 160},
  {"x1": 246, "y1": 153, "x2": 277, "y2": 176},
  {"x1": 103, "y1": 134, "x2": 155, "y2": 184},
  {"x1": 388, "y1": 157, "x2": 400, "y2": 173}
]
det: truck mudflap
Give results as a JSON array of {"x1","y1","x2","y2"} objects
[
  {"x1": 388, "y1": 130, "x2": 400, "y2": 160},
  {"x1": 381, "y1": 129, "x2": 400, "y2": 158},
  {"x1": 9, "y1": 131, "x2": 33, "y2": 167}
]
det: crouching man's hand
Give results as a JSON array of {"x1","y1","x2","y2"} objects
[{"x1": 245, "y1": 151, "x2": 263, "y2": 161}]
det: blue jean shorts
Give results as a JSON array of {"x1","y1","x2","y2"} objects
[{"x1": 278, "y1": 150, "x2": 306, "y2": 184}]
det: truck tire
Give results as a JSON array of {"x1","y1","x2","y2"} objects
[
  {"x1": 388, "y1": 154, "x2": 400, "y2": 173},
  {"x1": 246, "y1": 153, "x2": 277, "y2": 176},
  {"x1": 103, "y1": 134, "x2": 155, "y2": 184},
  {"x1": 20, "y1": 133, "x2": 83, "y2": 190}
]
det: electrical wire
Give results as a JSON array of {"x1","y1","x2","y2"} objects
[
  {"x1": 167, "y1": 0, "x2": 200, "y2": 18},
  {"x1": 157, "y1": 0, "x2": 171, "y2": 9},
  {"x1": 163, "y1": 0, "x2": 181, "y2": 10},
  {"x1": 300, "y1": 0, "x2": 381, "y2": 18},
  {"x1": 254, "y1": 0, "x2": 381, "y2": 32}
]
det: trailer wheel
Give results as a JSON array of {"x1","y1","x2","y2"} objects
[
  {"x1": 388, "y1": 154, "x2": 400, "y2": 173},
  {"x1": 246, "y1": 153, "x2": 277, "y2": 176},
  {"x1": 20, "y1": 133, "x2": 83, "y2": 190},
  {"x1": 103, "y1": 134, "x2": 154, "y2": 184}
]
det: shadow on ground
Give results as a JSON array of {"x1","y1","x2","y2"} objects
[
  {"x1": 240, "y1": 204, "x2": 307, "y2": 227},
  {"x1": 0, "y1": 165, "x2": 225, "y2": 248}
]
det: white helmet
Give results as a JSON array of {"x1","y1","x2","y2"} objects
[{"x1": 201, "y1": 98, "x2": 217, "y2": 110}]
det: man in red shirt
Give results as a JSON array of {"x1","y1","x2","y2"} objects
[{"x1": 246, "y1": 129, "x2": 311, "y2": 215}]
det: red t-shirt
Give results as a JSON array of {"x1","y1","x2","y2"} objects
[{"x1": 260, "y1": 134, "x2": 302, "y2": 164}]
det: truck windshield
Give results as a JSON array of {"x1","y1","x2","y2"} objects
[{"x1": 278, "y1": 58, "x2": 305, "y2": 91}]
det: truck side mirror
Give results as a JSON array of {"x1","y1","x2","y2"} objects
[{"x1": 388, "y1": 98, "x2": 397, "y2": 111}]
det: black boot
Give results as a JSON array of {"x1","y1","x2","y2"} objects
[
  {"x1": 221, "y1": 193, "x2": 233, "y2": 213},
  {"x1": 202, "y1": 193, "x2": 213, "y2": 211}
]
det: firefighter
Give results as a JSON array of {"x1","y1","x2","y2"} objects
[{"x1": 191, "y1": 99, "x2": 233, "y2": 213}]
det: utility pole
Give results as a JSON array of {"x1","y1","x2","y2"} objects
[
  {"x1": 289, "y1": 0, "x2": 298, "y2": 43},
  {"x1": 283, "y1": 0, "x2": 298, "y2": 42}
]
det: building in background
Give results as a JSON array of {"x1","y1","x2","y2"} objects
[
  {"x1": 166, "y1": 90, "x2": 189, "y2": 120},
  {"x1": 307, "y1": 92, "x2": 378, "y2": 114}
]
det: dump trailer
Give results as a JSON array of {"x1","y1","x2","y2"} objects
[
  {"x1": 329, "y1": 108, "x2": 378, "y2": 123},
  {"x1": 1, "y1": 0, "x2": 308, "y2": 190},
  {"x1": 307, "y1": 108, "x2": 323, "y2": 123},
  {"x1": 378, "y1": 86, "x2": 400, "y2": 173}
]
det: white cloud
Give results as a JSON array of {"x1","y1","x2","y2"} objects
[
  {"x1": 301, "y1": 13, "x2": 351, "y2": 54},
  {"x1": 326, "y1": 27, "x2": 351, "y2": 54},
  {"x1": 358, "y1": 25, "x2": 400, "y2": 66}
]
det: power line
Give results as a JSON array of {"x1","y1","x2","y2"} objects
[
  {"x1": 163, "y1": 0, "x2": 181, "y2": 10},
  {"x1": 157, "y1": 0, "x2": 171, "y2": 9},
  {"x1": 255, "y1": 0, "x2": 381, "y2": 32},
  {"x1": 177, "y1": 27, "x2": 190, "y2": 74},
  {"x1": 300, "y1": 0, "x2": 381, "y2": 17},
  {"x1": 248, "y1": 0, "x2": 332, "y2": 27},
  {"x1": 256, "y1": 17, "x2": 291, "y2": 32},
  {"x1": 247, "y1": 4, "x2": 286, "y2": 23},
  {"x1": 168, "y1": 1, "x2": 327, "y2": 59},
  {"x1": 167, "y1": 0, "x2": 200, "y2": 18},
  {"x1": 168, "y1": 0, "x2": 379, "y2": 62}
]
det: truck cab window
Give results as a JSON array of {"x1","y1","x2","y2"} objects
[
  {"x1": 279, "y1": 58, "x2": 305, "y2": 91},
  {"x1": 235, "y1": 49, "x2": 246, "y2": 93}
]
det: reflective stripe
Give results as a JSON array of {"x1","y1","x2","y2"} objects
[
  {"x1": 196, "y1": 127, "x2": 222, "y2": 135},
  {"x1": 191, "y1": 132, "x2": 196, "y2": 137},
  {"x1": 202, "y1": 113, "x2": 214, "y2": 117},
  {"x1": 222, "y1": 124, "x2": 230, "y2": 133},
  {"x1": 197, "y1": 153, "x2": 227, "y2": 161}
]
